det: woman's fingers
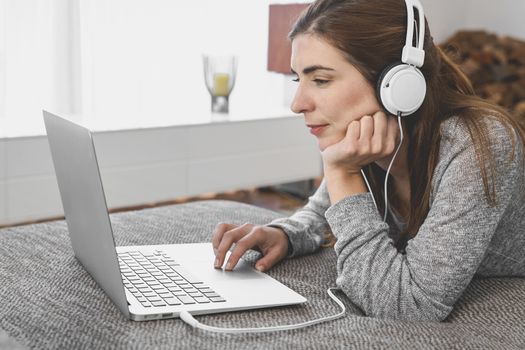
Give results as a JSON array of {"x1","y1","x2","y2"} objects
[
  {"x1": 371, "y1": 112, "x2": 388, "y2": 154},
  {"x1": 373, "y1": 111, "x2": 388, "y2": 139},
  {"x1": 322, "y1": 111, "x2": 402, "y2": 172},
  {"x1": 359, "y1": 115, "x2": 374, "y2": 141},
  {"x1": 211, "y1": 222, "x2": 237, "y2": 254},
  {"x1": 224, "y1": 226, "x2": 264, "y2": 271},
  {"x1": 213, "y1": 223, "x2": 253, "y2": 269},
  {"x1": 348, "y1": 120, "x2": 361, "y2": 140},
  {"x1": 213, "y1": 225, "x2": 289, "y2": 272},
  {"x1": 254, "y1": 246, "x2": 286, "y2": 272}
]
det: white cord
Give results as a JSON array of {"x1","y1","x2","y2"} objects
[
  {"x1": 383, "y1": 115, "x2": 404, "y2": 222},
  {"x1": 360, "y1": 114, "x2": 404, "y2": 222},
  {"x1": 179, "y1": 287, "x2": 346, "y2": 334},
  {"x1": 361, "y1": 168, "x2": 378, "y2": 213}
]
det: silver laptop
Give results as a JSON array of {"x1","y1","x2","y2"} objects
[{"x1": 43, "y1": 110, "x2": 306, "y2": 321}]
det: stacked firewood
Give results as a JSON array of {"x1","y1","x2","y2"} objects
[{"x1": 440, "y1": 30, "x2": 525, "y2": 122}]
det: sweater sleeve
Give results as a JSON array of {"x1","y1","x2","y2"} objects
[
  {"x1": 325, "y1": 118, "x2": 522, "y2": 322},
  {"x1": 266, "y1": 180, "x2": 331, "y2": 257}
]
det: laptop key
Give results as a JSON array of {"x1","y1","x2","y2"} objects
[
  {"x1": 172, "y1": 267, "x2": 203, "y2": 284},
  {"x1": 151, "y1": 301, "x2": 166, "y2": 307},
  {"x1": 201, "y1": 290, "x2": 218, "y2": 295},
  {"x1": 196, "y1": 286, "x2": 212, "y2": 291},
  {"x1": 193, "y1": 296, "x2": 211, "y2": 304},
  {"x1": 177, "y1": 295, "x2": 196, "y2": 305},
  {"x1": 182, "y1": 286, "x2": 197, "y2": 292},
  {"x1": 205, "y1": 292, "x2": 221, "y2": 298},
  {"x1": 146, "y1": 296, "x2": 162, "y2": 302},
  {"x1": 163, "y1": 297, "x2": 181, "y2": 306},
  {"x1": 163, "y1": 260, "x2": 179, "y2": 266},
  {"x1": 209, "y1": 297, "x2": 226, "y2": 303}
]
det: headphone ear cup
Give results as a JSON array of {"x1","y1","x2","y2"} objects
[
  {"x1": 377, "y1": 62, "x2": 427, "y2": 116},
  {"x1": 376, "y1": 62, "x2": 404, "y2": 114}
]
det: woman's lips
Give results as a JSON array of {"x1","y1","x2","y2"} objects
[{"x1": 307, "y1": 124, "x2": 328, "y2": 136}]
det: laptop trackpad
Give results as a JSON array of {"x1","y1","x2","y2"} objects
[{"x1": 161, "y1": 242, "x2": 265, "y2": 280}]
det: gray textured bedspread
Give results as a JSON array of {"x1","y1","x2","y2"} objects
[{"x1": 0, "y1": 200, "x2": 523, "y2": 349}]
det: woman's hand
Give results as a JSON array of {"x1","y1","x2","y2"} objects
[
  {"x1": 321, "y1": 111, "x2": 399, "y2": 174},
  {"x1": 211, "y1": 223, "x2": 289, "y2": 272}
]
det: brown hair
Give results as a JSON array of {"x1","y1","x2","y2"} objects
[{"x1": 290, "y1": 0, "x2": 525, "y2": 250}]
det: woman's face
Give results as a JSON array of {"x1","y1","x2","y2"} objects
[{"x1": 290, "y1": 34, "x2": 382, "y2": 151}]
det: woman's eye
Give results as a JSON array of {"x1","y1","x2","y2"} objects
[
  {"x1": 292, "y1": 77, "x2": 299, "y2": 82},
  {"x1": 313, "y1": 79, "x2": 329, "y2": 86}
]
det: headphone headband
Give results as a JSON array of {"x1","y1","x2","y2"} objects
[
  {"x1": 402, "y1": 0, "x2": 425, "y2": 67},
  {"x1": 376, "y1": 0, "x2": 427, "y2": 116}
]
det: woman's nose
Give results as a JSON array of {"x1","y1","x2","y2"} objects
[{"x1": 290, "y1": 85, "x2": 313, "y2": 114}]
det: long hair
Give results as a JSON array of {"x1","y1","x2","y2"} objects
[{"x1": 290, "y1": 0, "x2": 525, "y2": 249}]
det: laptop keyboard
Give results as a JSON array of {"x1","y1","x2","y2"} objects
[{"x1": 118, "y1": 250, "x2": 226, "y2": 308}]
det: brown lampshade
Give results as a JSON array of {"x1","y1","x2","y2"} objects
[{"x1": 267, "y1": 3, "x2": 310, "y2": 74}]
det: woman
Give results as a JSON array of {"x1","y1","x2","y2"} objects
[{"x1": 212, "y1": 0, "x2": 525, "y2": 322}]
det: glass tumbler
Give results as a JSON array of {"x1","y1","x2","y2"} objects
[{"x1": 203, "y1": 55, "x2": 238, "y2": 113}]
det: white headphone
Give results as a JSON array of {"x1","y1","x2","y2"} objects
[{"x1": 377, "y1": 0, "x2": 427, "y2": 117}]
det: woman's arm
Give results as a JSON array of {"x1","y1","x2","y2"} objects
[
  {"x1": 266, "y1": 179, "x2": 331, "y2": 257},
  {"x1": 211, "y1": 179, "x2": 332, "y2": 272},
  {"x1": 328, "y1": 118, "x2": 523, "y2": 321}
]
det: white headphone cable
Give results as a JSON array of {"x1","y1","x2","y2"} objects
[
  {"x1": 361, "y1": 113, "x2": 404, "y2": 222},
  {"x1": 179, "y1": 287, "x2": 346, "y2": 334},
  {"x1": 361, "y1": 168, "x2": 378, "y2": 212},
  {"x1": 383, "y1": 114, "x2": 404, "y2": 222}
]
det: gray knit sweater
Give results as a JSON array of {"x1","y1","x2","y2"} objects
[{"x1": 268, "y1": 116, "x2": 525, "y2": 322}]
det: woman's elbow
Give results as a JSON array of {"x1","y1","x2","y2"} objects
[{"x1": 337, "y1": 283, "x2": 454, "y2": 322}]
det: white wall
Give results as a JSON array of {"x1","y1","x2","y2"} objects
[
  {"x1": 420, "y1": 0, "x2": 469, "y2": 43},
  {"x1": 464, "y1": 0, "x2": 525, "y2": 39},
  {"x1": 422, "y1": 0, "x2": 525, "y2": 43}
]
